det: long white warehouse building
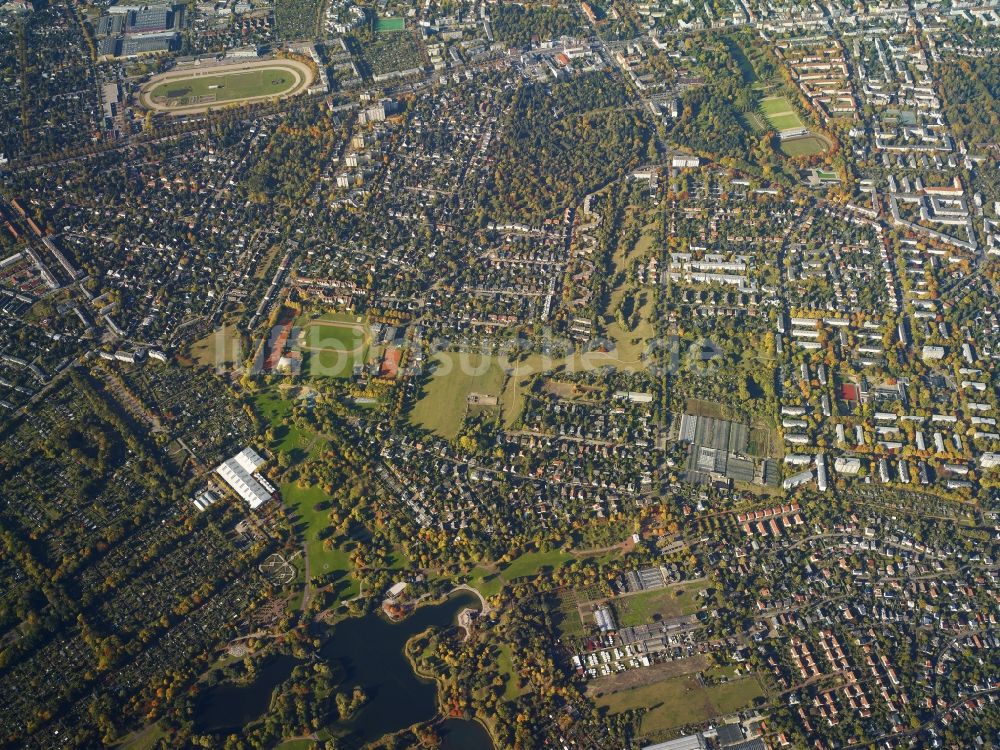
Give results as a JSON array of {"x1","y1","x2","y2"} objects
[{"x1": 216, "y1": 447, "x2": 273, "y2": 509}]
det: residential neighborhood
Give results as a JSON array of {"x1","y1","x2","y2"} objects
[{"x1": 0, "y1": 0, "x2": 999, "y2": 748}]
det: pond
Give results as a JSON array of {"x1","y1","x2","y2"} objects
[
  {"x1": 440, "y1": 718, "x2": 494, "y2": 750},
  {"x1": 193, "y1": 653, "x2": 302, "y2": 733},
  {"x1": 192, "y1": 591, "x2": 482, "y2": 744},
  {"x1": 319, "y1": 591, "x2": 481, "y2": 745}
]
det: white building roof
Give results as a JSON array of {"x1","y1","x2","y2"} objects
[
  {"x1": 216, "y1": 448, "x2": 271, "y2": 509},
  {"x1": 234, "y1": 446, "x2": 265, "y2": 473},
  {"x1": 642, "y1": 734, "x2": 707, "y2": 750}
]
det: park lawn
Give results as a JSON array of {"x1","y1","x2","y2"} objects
[
  {"x1": 596, "y1": 674, "x2": 765, "y2": 734},
  {"x1": 277, "y1": 423, "x2": 318, "y2": 458},
  {"x1": 386, "y1": 547, "x2": 410, "y2": 571},
  {"x1": 280, "y1": 481, "x2": 360, "y2": 598},
  {"x1": 116, "y1": 723, "x2": 166, "y2": 750},
  {"x1": 604, "y1": 212, "x2": 657, "y2": 368},
  {"x1": 468, "y1": 565, "x2": 505, "y2": 598},
  {"x1": 254, "y1": 385, "x2": 296, "y2": 423},
  {"x1": 468, "y1": 549, "x2": 575, "y2": 597},
  {"x1": 410, "y1": 352, "x2": 506, "y2": 439},
  {"x1": 497, "y1": 643, "x2": 527, "y2": 700},
  {"x1": 253, "y1": 386, "x2": 322, "y2": 458},
  {"x1": 632, "y1": 220, "x2": 659, "y2": 257},
  {"x1": 602, "y1": 207, "x2": 657, "y2": 366},
  {"x1": 611, "y1": 206, "x2": 656, "y2": 270},
  {"x1": 148, "y1": 67, "x2": 300, "y2": 106},
  {"x1": 501, "y1": 549, "x2": 575, "y2": 580},
  {"x1": 604, "y1": 286, "x2": 655, "y2": 366},
  {"x1": 614, "y1": 581, "x2": 703, "y2": 627}
]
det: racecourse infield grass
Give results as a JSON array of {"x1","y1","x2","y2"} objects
[
  {"x1": 141, "y1": 60, "x2": 313, "y2": 113},
  {"x1": 147, "y1": 67, "x2": 300, "y2": 107}
]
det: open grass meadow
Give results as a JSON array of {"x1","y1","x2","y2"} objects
[
  {"x1": 254, "y1": 384, "x2": 295, "y2": 423},
  {"x1": 599, "y1": 206, "x2": 657, "y2": 365},
  {"x1": 117, "y1": 724, "x2": 167, "y2": 750},
  {"x1": 503, "y1": 549, "x2": 575, "y2": 579},
  {"x1": 188, "y1": 325, "x2": 243, "y2": 369},
  {"x1": 467, "y1": 548, "x2": 576, "y2": 597},
  {"x1": 276, "y1": 740, "x2": 316, "y2": 750},
  {"x1": 497, "y1": 643, "x2": 528, "y2": 700},
  {"x1": 613, "y1": 581, "x2": 704, "y2": 627},
  {"x1": 410, "y1": 352, "x2": 506, "y2": 439},
  {"x1": 605, "y1": 287, "x2": 655, "y2": 365},
  {"x1": 596, "y1": 673, "x2": 765, "y2": 734}
]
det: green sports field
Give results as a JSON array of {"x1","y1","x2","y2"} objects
[
  {"x1": 780, "y1": 134, "x2": 829, "y2": 157},
  {"x1": 146, "y1": 66, "x2": 305, "y2": 109},
  {"x1": 303, "y1": 322, "x2": 365, "y2": 351},
  {"x1": 375, "y1": 16, "x2": 405, "y2": 31},
  {"x1": 759, "y1": 96, "x2": 805, "y2": 131},
  {"x1": 298, "y1": 315, "x2": 369, "y2": 379}
]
